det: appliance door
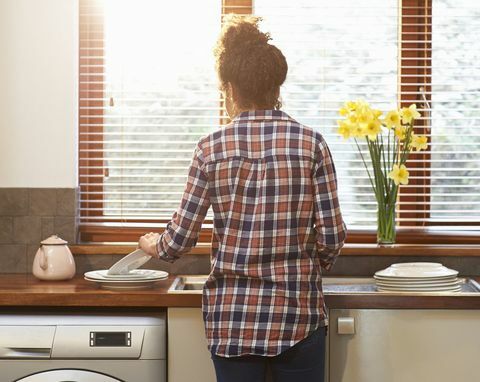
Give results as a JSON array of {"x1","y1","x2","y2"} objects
[
  {"x1": 329, "y1": 309, "x2": 480, "y2": 382},
  {"x1": 16, "y1": 369, "x2": 123, "y2": 382}
]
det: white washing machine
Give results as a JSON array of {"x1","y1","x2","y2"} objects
[{"x1": 0, "y1": 312, "x2": 166, "y2": 382}]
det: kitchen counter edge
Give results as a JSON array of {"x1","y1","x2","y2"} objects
[{"x1": 1, "y1": 274, "x2": 480, "y2": 309}]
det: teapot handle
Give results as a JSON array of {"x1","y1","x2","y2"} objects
[{"x1": 38, "y1": 246, "x2": 48, "y2": 270}]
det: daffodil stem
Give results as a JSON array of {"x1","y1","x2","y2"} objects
[
  {"x1": 380, "y1": 134, "x2": 390, "y2": 199},
  {"x1": 355, "y1": 138, "x2": 377, "y2": 195},
  {"x1": 368, "y1": 139, "x2": 385, "y2": 206}
]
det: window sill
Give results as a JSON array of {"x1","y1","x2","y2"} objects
[{"x1": 70, "y1": 243, "x2": 480, "y2": 257}]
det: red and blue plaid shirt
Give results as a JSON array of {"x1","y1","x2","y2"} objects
[{"x1": 157, "y1": 110, "x2": 346, "y2": 357}]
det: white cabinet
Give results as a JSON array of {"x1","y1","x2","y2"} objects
[
  {"x1": 328, "y1": 309, "x2": 480, "y2": 382},
  {"x1": 167, "y1": 308, "x2": 216, "y2": 382}
]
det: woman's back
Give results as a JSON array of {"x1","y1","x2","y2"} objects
[{"x1": 199, "y1": 109, "x2": 346, "y2": 357}]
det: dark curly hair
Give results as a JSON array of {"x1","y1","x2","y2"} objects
[{"x1": 214, "y1": 15, "x2": 288, "y2": 110}]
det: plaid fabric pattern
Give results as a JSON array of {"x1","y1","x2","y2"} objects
[{"x1": 157, "y1": 110, "x2": 346, "y2": 357}]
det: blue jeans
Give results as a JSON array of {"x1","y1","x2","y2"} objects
[{"x1": 211, "y1": 326, "x2": 326, "y2": 382}]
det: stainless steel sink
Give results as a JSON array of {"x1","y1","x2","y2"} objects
[
  {"x1": 322, "y1": 277, "x2": 480, "y2": 294},
  {"x1": 168, "y1": 275, "x2": 480, "y2": 295},
  {"x1": 168, "y1": 275, "x2": 208, "y2": 293}
]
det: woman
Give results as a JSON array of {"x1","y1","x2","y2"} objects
[{"x1": 139, "y1": 15, "x2": 346, "y2": 382}]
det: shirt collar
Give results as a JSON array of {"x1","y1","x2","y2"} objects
[{"x1": 233, "y1": 109, "x2": 293, "y2": 123}]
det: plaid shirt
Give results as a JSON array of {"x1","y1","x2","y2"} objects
[{"x1": 157, "y1": 110, "x2": 346, "y2": 357}]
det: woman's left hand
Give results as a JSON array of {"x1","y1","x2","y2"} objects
[{"x1": 138, "y1": 232, "x2": 160, "y2": 257}]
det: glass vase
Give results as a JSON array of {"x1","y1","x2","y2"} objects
[{"x1": 377, "y1": 201, "x2": 396, "y2": 245}]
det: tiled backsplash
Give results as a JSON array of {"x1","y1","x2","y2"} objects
[
  {"x1": 0, "y1": 188, "x2": 478, "y2": 277},
  {"x1": 72, "y1": 253, "x2": 479, "y2": 277},
  {"x1": 0, "y1": 188, "x2": 78, "y2": 273}
]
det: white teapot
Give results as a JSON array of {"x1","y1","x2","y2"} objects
[{"x1": 32, "y1": 235, "x2": 76, "y2": 280}]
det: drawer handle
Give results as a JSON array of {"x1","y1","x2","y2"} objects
[
  {"x1": 337, "y1": 317, "x2": 355, "y2": 335},
  {"x1": 0, "y1": 347, "x2": 51, "y2": 358}
]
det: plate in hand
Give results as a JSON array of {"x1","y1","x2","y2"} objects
[{"x1": 107, "y1": 249, "x2": 152, "y2": 275}]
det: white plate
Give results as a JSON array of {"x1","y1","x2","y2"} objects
[
  {"x1": 85, "y1": 275, "x2": 168, "y2": 283},
  {"x1": 84, "y1": 277, "x2": 164, "y2": 290},
  {"x1": 377, "y1": 284, "x2": 462, "y2": 292},
  {"x1": 375, "y1": 265, "x2": 458, "y2": 279},
  {"x1": 375, "y1": 278, "x2": 461, "y2": 287},
  {"x1": 375, "y1": 281, "x2": 462, "y2": 290},
  {"x1": 390, "y1": 262, "x2": 443, "y2": 268},
  {"x1": 377, "y1": 287, "x2": 462, "y2": 294},
  {"x1": 107, "y1": 249, "x2": 152, "y2": 275},
  {"x1": 374, "y1": 274, "x2": 458, "y2": 282},
  {"x1": 85, "y1": 269, "x2": 168, "y2": 281}
]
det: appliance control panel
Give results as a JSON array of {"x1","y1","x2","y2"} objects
[{"x1": 90, "y1": 331, "x2": 132, "y2": 347}]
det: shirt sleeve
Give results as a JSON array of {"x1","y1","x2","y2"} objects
[
  {"x1": 312, "y1": 138, "x2": 347, "y2": 271},
  {"x1": 156, "y1": 143, "x2": 210, "y2": 262}
]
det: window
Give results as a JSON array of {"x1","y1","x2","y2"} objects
[
  {"x1": 430, "y1": 0, "x2": 480, "y2": 227},
  {"x1": 79, "y1": 0, "x2": 480, "y2": 243}
]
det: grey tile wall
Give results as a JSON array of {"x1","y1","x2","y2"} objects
[
  {"x1": 80, "y1": 253, "x2": 477, "y2": 277},
  {"x1": 0, "y1": 188, "x2": 478, "y2": 277},
  {"x1": 0, "y1": 188, "x2": 78, "y2": 273}
]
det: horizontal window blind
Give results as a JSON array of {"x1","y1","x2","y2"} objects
[
  {"x1": 79, "y1": 0, "x2": 221, "y2": 227},
  {"x1": 430, "y1": 0, "x2": 480, "y2": 225}
]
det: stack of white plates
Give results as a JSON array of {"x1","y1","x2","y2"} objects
[
  {"x1": 84, "y1": 249, "x2": 169, "y2": 289},
  {"x1": 374, "y1": 262, "x2": 461, "y2": 293}
]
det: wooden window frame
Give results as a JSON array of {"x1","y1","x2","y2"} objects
[
  {"x1": 398, "y1": 0, "x2": 432, "y2": 227},
  {"x1": 79, "y1": 0, "x2": 480, "y2": 244}
]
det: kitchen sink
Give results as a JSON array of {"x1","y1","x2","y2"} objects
[
  {"x1": 167, "y1": 275, "x2": 480, "y2": 294},
  {"x1": 168, "y1": 275, "x2": 208, "y2": 293}
]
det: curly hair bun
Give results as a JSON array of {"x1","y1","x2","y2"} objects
[
  {"x1": 220, "y1": 15, "x2": 270, "y2": 52},
  {"x1": 214, "y1": 15, "x2": 288, "y2": 110}
]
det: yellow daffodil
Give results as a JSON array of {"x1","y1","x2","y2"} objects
[
  {"x1": 339, "y1": 101, "x2": 357, "y2": 116},
  {"x1": 384, "y1": 110, "x2": 401, "y2": 129},
  {"x1": 346, "y1": 101, "x2": 357, "y2": 111},
  {"x1": 400, "y1": 104, "x2": 421, "y2": 124},
  {"x1": 365, "y1": 120, "x2": 382, "y2": 141},
  {"x1": 351, "y1": 123, "x2": 365, "y2": 138},
  {"x1": 388, "y1": 164, "x2": 409, "y2": 186},
  {"x1": 410, "y1": 134, "x2": 428, "y2": 151},
  {"x1": 348, "y1": 113, "x2": 358, "y2": 124},
  {"x1": 337, "y1": 120, "x2": 352, "y2": 139},
  {"x1": 394, "y1": 125, "x2": 406, "y2": 140},
  {"x1": 357, "y1": 109, "x2": 374, "y2": 128}
]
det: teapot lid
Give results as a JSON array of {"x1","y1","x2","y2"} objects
[{"x1": 41, "y1": 235, "x2": 68, "y2": 245}]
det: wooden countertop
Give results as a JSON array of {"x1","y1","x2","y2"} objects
[{"x1": 0, "y1": 274, "x2": 479, "y2": 309}]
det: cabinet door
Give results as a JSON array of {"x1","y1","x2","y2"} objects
[
  {"x1": 168, "y1": 308, "x2": 216, "y2": 382},
  {"x1": 329, "y1": 309, "x2": 480, "y2": 382}
]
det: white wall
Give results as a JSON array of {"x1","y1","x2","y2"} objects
[{"x1": 0, "y1": 0, "x2": 78, "y2": 188}]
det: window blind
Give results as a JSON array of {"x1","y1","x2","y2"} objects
[
  {"x1": 79, "y1": 0, "x2": 221, "y2": 228},
  {"x1": 430, "y1": 0, "x2": 480, "y2": 226}
]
